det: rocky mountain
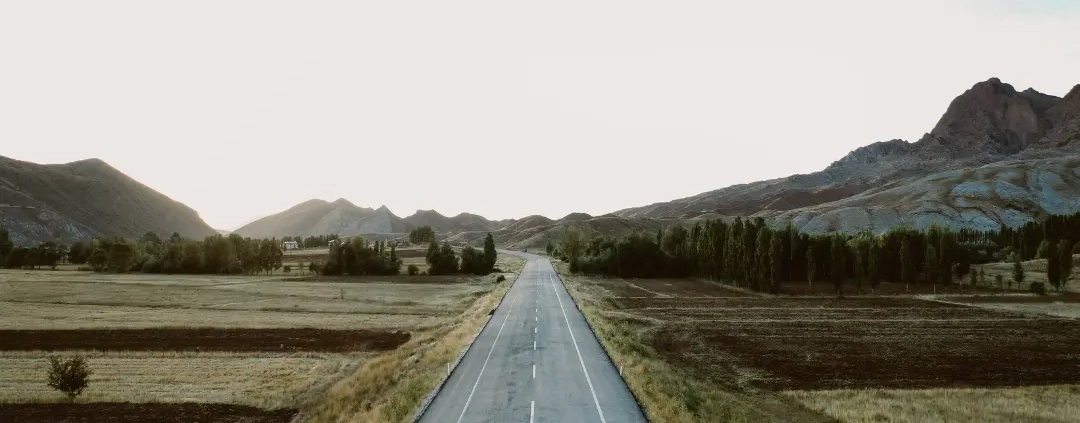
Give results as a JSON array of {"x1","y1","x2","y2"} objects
[
  {"x1": 231, "y1": 199, "x2": 413, "y2": 238},
  {"x1": 616, "y1": 78, "x2": 1080, "y2": 234},
  {"x1": 0, "y1": 156, "x2": 217, "y2": 244}
]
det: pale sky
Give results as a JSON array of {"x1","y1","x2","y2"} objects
[{"x1": 2, "y1": 0, "x2": 1079, "y2": 230}]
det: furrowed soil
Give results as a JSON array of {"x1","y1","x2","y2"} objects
[
  {"x1": 0, "y1": 328, "x2": 409, "y2": 352},
  {"x1": 559, "y1": 267, "x2": 1080, "y2": 423},
  {"x1": 0, "y1": 403, "x2": 295, "y2": 423}
]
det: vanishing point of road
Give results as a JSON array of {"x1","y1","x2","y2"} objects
[{"x1": 417, "y1": 251, "x2": 648, "y2": 423}]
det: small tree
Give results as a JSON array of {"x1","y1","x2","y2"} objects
[
  {"x1": 995, "y1": 273, "x2": 1004, "y2": 291},
  {"x1": 1012, "y1": 255, "x2": 1025, "y2": 289},
  {"x1": 806, "y1": 246, "x2": 816, "y2": 295},
  {"x1": 47, "y1": 355, "x2": 92, "y2": 400},
  {"x1": 87, "y1": 248, "x2": 109, "y2": 272},
  {"x1": 407, "y1": 264, "x2": 419, "y2": 276},
  {"x1": 979, "y1": 269, "x2": 986, "y2": 288},
  {"x1": 968, "y1": 269, "x2": 977, "y2": 289},
  {"x1": 1046, "y1": 241, "x2": 1061, "y2": 291},
  {"x1": 1059, "y1": 240, "x2": 1073, "y2": 292}
]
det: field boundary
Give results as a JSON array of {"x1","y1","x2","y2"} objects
[
  {"x1": 551, "y1": 262, "x2": 651, "y2": 422},
  {"x1": 409, "y1": 265, "x2": 521, "y2": 422}
]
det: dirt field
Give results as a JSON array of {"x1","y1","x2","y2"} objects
[
  {"x1": 0, "y1": 403, "x2": 296, "y2": 423},
  {"x1": 785, "y1": 385, "x2": 1080, "y2": 423},
  {"x1": 0, "y1": 264, "x2": 517, "y2": 423},
  {"x1": 0, "y1": 351, "x2": 362, "y2": 409},
  {"x1": 0, "y1": 328, "x2": 408, "y2": 352},
  {"x1": 560, "y1": 270, "x2": 1080, "y2": 423}
]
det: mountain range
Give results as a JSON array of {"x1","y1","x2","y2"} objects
[{"x1": 3, "y1": 78, "x2": 1080, "y2": 247}]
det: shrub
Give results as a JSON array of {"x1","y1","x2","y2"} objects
[
  {"x1": 1030, "y1": 282, "x2": 1047, "y2": 295},
  {"x1": 283, "y1": 265, "x2": 291, "y2": 273},
  {"x1": 407, "y1": 264, "x2": 419, "y2": 276},
  {"x1": 496, "y1": 274, "x2": 506, "y2": 282},
  {"x1": 47, "y1": 355, "x2": 92, "y2": 400},
  {"x1": 308, "y1": 262, "x2": 318, "y2": 272},
  {"x1": 492, "y1": 267, "x2": 503, "y2": 273}
]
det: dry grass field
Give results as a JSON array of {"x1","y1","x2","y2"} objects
[
  {"x1": 0, "y1": 351, "x2": 365, "y2": 409},
  {"x1": 558, "y1": 264, "x2": 1080, "y2": 423},
  {"x1": 0, "y1": 253, "x2": 521, "y2": 423}
]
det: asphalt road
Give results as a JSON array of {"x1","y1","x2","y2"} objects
[{"x1": 417, "y1": 251, "x2": 648, "y2": 423}]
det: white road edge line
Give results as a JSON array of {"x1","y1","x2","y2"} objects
[
  {"x1": 455, "y1": 293, "x2": 520, "y2": 423},
  {"x1": 549, "y1": 274, "x2": 607, "y2": 423},
  {"x1": 533, "y1": 340, "x2": 536, "y2": 350},
  {"x1": 530, "y1": 400, "x2": 535, "y2": 423},
  {"x1": 533, "y1": 364, "x2": 536, "y2": 378}
]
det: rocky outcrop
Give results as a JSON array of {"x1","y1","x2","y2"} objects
[{"x1": 615, "y1": 78, "x2": 1080, "y2": 234}]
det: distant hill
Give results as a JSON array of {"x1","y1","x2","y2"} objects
[
  {"x1": 0, "y1": 156, "x2": 217, "y2": 244},
  {"x1": 402, "y1": 210, "x2": 502, "y2": 233},
  {"x1": 615, "y1": 78, "x2": 1080, "y2": 234},
  {"x1": 232, "y1": 199, "x2": 412, "y2": 238}
]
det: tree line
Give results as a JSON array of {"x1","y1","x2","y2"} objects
[
  {"x1": 423, "y1": 233, "x2": 498, "y2": 275},
  {"x1": 280, "y1": 234, "x2": 339, "y2": 249},
  {"x1": 409, "y1": 226, "x2": 436, "y2": 245},
  {"x1": 558, "y1": 212, "x2": 1080, "y2": 294},
  {"x1": 0, "y1": 226, "x2": 290, "y2": 275}
]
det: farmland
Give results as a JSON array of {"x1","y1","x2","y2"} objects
[
  {"x1": 0, "y1": 252, "x2": 521, "y2": 423},
  {"x1": 559, "y1": 269, "x2": 1080, "y2": 423}
]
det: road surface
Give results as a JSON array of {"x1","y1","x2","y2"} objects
[{"x1": 417, "y1": 251, "x2": 648, "y2": 423}]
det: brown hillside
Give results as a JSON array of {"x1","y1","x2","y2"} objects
[{"x1": 0, "y1": 156, "x2": 216, "y2": 244}]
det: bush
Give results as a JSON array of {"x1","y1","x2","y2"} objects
[
  {"x1": 496, "y1": 274, "x2": 506, "y2": 282},
  {"x1": 283, "y1": 265, "x2": 291, "y2": 273},
  {"x1": 47, "y1": 355, "x2": 92, "y2": 400},
  {"x1": 492, "y1": 267, "x2": 502, "y2": 273},
  {"x1": 407, "y1": 264, "x2": 419, "y2": 276},
  {"x1": 1030, "y1": 282, "x2": 1047, "y2": 295},
  {"x1": 308, "y1": 262, "x2": 318, "y2": 273}
]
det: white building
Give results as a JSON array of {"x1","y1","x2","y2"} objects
[{"x1": 282, "y1": 241, "x2": 299, "y2": 250}]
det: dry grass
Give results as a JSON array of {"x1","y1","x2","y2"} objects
[
  {"x1": 302, "y1": 277, "x2": 513, "y2": 423},
  {"x1": 973, "y1": 256, "x2": 1080, "y2": 292},
  {"x1": 0, "y1": 301, "x2": 446, "y2": 330},
  {"x1": 785, "y1": 385, "x2": 1080, "y2": 423},
  {"x1": 0, "y1": 351, "x2": 365, "y2": 410},
  {"x1": 556, "y1": 265, "x2": 805, "y2": 423},
  {"x1": 0, "y1": 271, "x2": 500, "y2": 330}
]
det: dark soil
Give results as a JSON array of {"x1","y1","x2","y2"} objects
[
  {"x1": 0, "y1": 328, "x2": 410, "y2": 352},
  {"x1": 0, "y1": 403, "x2": 296, "y2": 423},
  {"x1": 647, "y1": 299, "x2": 1080, "y2": 390}
]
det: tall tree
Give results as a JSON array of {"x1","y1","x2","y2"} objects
[
  {"x1": 769, "y1": 235, "x2": 783, "y2": 294},
  {"x1": 1046, "y1": 240, "x2": 1061, "y2": 291},
  {"x1": 1012, "y1": 254, "x2": 1025, "y2": 289},
  {"x1": 806, "y1": 246, "x2": 816, "y2": 294},
  {"x1": 867, "y1": 239, "x2": 880, "y2": 293},
  {"x1": 925, "y1": 244, "x2": 939, "y2": 291},
  {"x1": 560, "y1": 226, "x2": 585, "y2": 261},
  {"x1": 900, "y1": 237, "x2": 913, "y2": 291},
  {"x1": 1060, "y1": 239, "x2": 1074, "y2": 292},
  {"x1": 829, "y1": 235, "x2": 846, "y2": 296},
  {"x1": 483, "y1": 233, "x2": 497, "y2": 273}
]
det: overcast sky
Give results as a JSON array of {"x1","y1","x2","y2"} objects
[{"x1": 2, "y1": 0, "x2": 1079, "y2": 230}]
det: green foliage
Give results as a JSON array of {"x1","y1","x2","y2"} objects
[
  {"x1": 460, "y1": 246, "x2": 489, "y2": 275},
  {"x1": 560, "y1": 226, "x2": 586, "y2": 261},
  {"x1": 409, "y1": 226, "x2": 436, "y2": 244},
  {"x1": 1060, "y1": 240, "x2": 1074, "y2": 291},
  {"x1": 1012, "y1": 254, "x2": 1025, "y2": 286},
  {"x1": 483, "y1": 233, "x2": 497, "y2": 272},
  {"x1": 87, "y1": 248, "x2": 109, "y2": 272},
  {"x1": 407, "y1": 264, "x2": 419, "y2": 276},
  {"x1": 47, "y1": 355, "x2": 92, "y2": 400},
  {"x1": 1046, "y1": 240, "x2": 1061, "y2": 290},
  {"x1": 426, "y1": 242, "x2": 459, "y2": 275},
  {"x1": 1030, "y1": 281, "x2": 1047, "y2": 295},
  {"x1": 769, "y1": 235, "x2": 783, "y2": 294},
  {"x1": 496, "y1": 274, "x2": 506, "y2": 282},
  {"x1": 323, "y1": 237, "x2": 402, "y2": 276}
]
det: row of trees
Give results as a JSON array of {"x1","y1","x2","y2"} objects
[
  {"x1": 281, "y1": 234, "x2": 339, "y2": 249},
  {"x1": 425, "y1": 234, "x2": 498, "y2": 275},
  {"x1": 320, "y1": 237, "x2": 402, "y2": 276},
  {"x1": 409, "y1": 226, "x2": 436, "y2": 245},
  {"x1": 0, "y1": 227, "x2": 290, "y2": 275},
  {"x1": 561, "y1": 212, "x2": 1080, "y2": 294}
]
